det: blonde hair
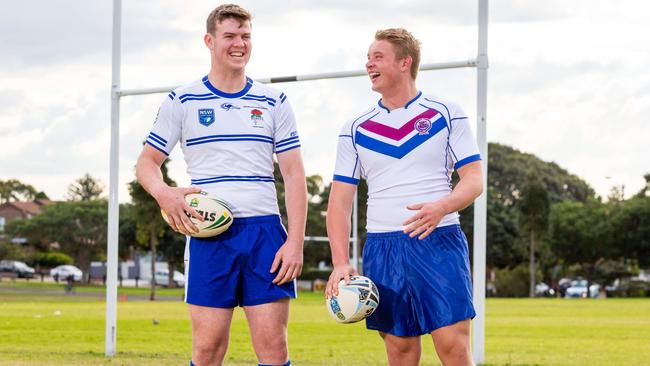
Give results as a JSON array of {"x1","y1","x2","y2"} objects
[
  {"x1": 375, "y1": 28, "x2": 421, "y2": 79},
  {"x1": 206, "y1": 4, "x2": 252, "y2": 34}
]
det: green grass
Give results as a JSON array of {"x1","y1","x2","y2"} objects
[
  {"x1": 1, "y1": 283, "x2": 649, "y2": 365},
  {"x1": 0, "y1": 280, "x2": 185, "y2": 298}
]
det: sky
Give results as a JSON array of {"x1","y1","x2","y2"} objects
[{"x1": 1, "y1": 0, "x2": 648, "y2": 202}]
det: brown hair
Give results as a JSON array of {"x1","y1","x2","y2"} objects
[
  {"x1": 206, "y1": 4, "x2": 252, "y2": 34},
  {"x1": 375, "y1": 28, "x2": 421, "y2": 79}
]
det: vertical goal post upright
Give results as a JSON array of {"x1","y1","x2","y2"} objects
[{"x1": 107, "y1": 0, "x2": 488, "y2": 363}]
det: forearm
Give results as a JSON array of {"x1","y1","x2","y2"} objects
[
  {"x1": 135, "y1": 154, "x2": 168, "y2": 200},
  {"x1": 283, "y1": 169, "x2": 307, "y2": 244},
  {"x1": 439, "y1": 167, "x2": 483, "y2": 214},
  {"x1": 327, "y1": 205, "x2": 352, "y2": 266}
]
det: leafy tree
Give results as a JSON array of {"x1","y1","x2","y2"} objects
[
  {"x1": 128, "y1": 160, "x2": 176, "y2": 300},
  {"x1": 118, "y1": 204, "x2": 138, "y2": 261},
  {"x1": 608, "y1": 196, "x2": 650, "y2": 267},
  {"x1": 6, "y1": 200, "x2": 108, "y2": 280},
  {"x1": 33, "y1": 251, "x2": 73, "y2": 267},
  {"x1": 158, "y1": 227, "x2": 186, "y2": 287},
  {"x1": 488, "y1": 143, "x2": 594, "y2": 206},
  {"x1": 634, "y1": 173, "x2": 650, "y2": 198},
  {"x1": 34, "y1": 191, "x2": 50, "y2": 200},
  {"x1": 459, "y1": 187, "x2": 524, "y2": 269},
  {"x1": 67, "y1": 174, "x2": 104, "y2": 201},
  {"x1": 518, "y1": 172, "x2": 550, "y2": 297},
  {"x1": 0, "y1": 241, "x2": 27, "y2": 261},
  {"x1": 607, "y1": 185, "x2": 625, "y2": 203},
  {"x1": 461, "y1": 143, "x2": 593, "y2": 273},
  {"x1": 549, "y1": 199, "x2": 611, "y2": 294},
  {"x1": 273, "y1": 163, "x2": 359, "y2": 269},
  {"x1": 0, "y1": 179, "x2": 38, "y2": 203}
]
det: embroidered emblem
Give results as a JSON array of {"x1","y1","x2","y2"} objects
[{"x1": 198, "y1": 109, "x2": 215, "y2": 126}]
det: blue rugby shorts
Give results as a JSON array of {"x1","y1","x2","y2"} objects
[
  {"x1": 363, "y1": 224, "x2": 475, "y2": 336},
  {"x1": 184, "y1": 215, "x2": 296, "y2": 308}
]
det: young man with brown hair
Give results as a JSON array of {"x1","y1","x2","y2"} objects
[
  {"x1": 326, "y1": 28, "x2": 483, "y2": 366},
  {"x1": 136, "y1": 4, "x2": 306, "y2": 366}
]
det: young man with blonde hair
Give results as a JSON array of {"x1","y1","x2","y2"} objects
[
  {"x1": 136, "y1": 4, "x2": 306, "y2": 366},
  {"x1": 326, "y1": 28, "x2": 483, "y2": 366}
]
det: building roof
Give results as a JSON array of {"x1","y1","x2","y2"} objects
[{"x1": 0, "y1": 199, "x2": 55, "y2": 217}]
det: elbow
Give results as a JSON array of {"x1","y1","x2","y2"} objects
[{"x1": 476, "y1": 179, "x2": 485, "y2": 197}]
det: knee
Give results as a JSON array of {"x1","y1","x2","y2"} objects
[
  {"x1": 193, "y1": 338, "x2": 228, "y2": 365},
  {"x1": 393, "y1": 341, "x2": 419, "y2": 354},
  {"x1": 258, "y1": 337, "x2": 288, "y2": 359},
  {"x1": 381, "y1": 334, "x2": 420, "y2": 354},
  {"x1": 437, "y1": 342, "x2": 472, "y2": 365}
]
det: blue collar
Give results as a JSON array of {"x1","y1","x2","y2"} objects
[
  {"x1": 377, "y1": 91, "x2": 422, "y2": 113},
  {"x1": 202, "y1": 75, "x2": 253, "y2": 98}
]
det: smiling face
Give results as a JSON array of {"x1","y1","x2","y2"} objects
[
  {"x1": 205, "y1": 18, "x2": 252, "y2": 74},
  {"x1": 366, "y1": 40, "x2": 410, "y2": 94}
]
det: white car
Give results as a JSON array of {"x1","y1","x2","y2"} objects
[
  {"x1": 50, "y1": 265, "x2": 83, "y2": 282},
  {"x1": 154, "y1": 269, "x2": 185, "y2": 287},
  {"x1": 565, "y1": 279, "x2": 600, "y2": 298}
]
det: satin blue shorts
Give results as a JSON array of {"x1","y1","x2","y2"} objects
[
  {"x1": 363, "y1": 224, "x2": 475, "y2": 336},
  {"x1": 185, "y1": 215, "x2": 296, "y2": 308}
]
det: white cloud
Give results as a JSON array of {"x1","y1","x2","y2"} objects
[{"x1": 1, "y1": 0, "x2": 648, "y2": 202}]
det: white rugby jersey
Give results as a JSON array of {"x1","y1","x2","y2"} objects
[
  {"x1": 145, "y1": 76, "x2": 300, "y2": 217},
  {"x1": 333, "y1": 92, "x2": 481, "y2": 232}
]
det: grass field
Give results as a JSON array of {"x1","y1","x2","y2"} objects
[{"x1": 1, "y1": 281, "x2": 649, "y2": 365}]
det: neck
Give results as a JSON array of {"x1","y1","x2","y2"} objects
[
  {"x1": 207, "y1": 66, "x2": 247, "y2": 93},
  {"x1": 380, "y1": 79, "x2": 418, "y2": 110}
]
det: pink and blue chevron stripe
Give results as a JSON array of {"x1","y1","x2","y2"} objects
[{"x1": 355, "y1": 108, "x2": 447, "y2": 159}]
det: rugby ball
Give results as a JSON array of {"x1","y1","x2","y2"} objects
[
  {"x1": 161, "y1": 191, "x2": 233, "y2": 238},
  {"x1": 326, "y1": 275, "x2": 380, "y2": 323}
]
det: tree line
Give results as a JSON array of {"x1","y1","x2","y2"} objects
[{"x1": 2, "y1": 142, "x2": 649, "y2": 298}]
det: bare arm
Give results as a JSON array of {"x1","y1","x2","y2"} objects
[
  {"x1": 325, "y1": 181, "x2": 360, "y2": 298},
  {"x1": 135, "y1": 145, "x2": 201, "y2": 235},
  {"x1": 270, "y1": 149, "x2": 307, "y2": 285},
  {"x1": 403, "y1": 160, "x2": 484, "y2": 239}
]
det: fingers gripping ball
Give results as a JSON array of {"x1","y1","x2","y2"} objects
[
  {"x1": 161, "y1": 191, "x2": 233, "y2": 238},
  {"x1": 326, "y1": 276, "x2": 380, "y2": 323}
]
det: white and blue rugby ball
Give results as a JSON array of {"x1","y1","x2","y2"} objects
[
  {"x1": 161, "y1": 191, "x2": 233, "y2": 238},
  {"x1": 326, "y1": 275, "x2": 380, "y2": 323}
]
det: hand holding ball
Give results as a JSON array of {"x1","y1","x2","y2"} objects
[{"x1": 161, "y1": 191, "x2": 233, "y2": 238}]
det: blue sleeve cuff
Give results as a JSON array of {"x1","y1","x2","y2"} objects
[
  {"x1": 275, "y1": 144, "x2": 301, "y2": 154},
  {"x1": 145, "y1": 141, "x2": 169, "y2": 156},
  {"x1": 454, "y1": 154, "x2": 481, "y2": 169},
  {"x1": 333, "y1": 175, "x2": 359, "y2": 185}
]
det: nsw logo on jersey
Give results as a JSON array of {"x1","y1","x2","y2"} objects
[{"x1": 198, "y1": 109, "x2": 215, "y2": 126}]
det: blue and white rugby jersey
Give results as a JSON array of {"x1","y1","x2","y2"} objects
[
  {"x1": 145, "y1": 76, "x2": 300, "y2": 217},
  {"x1": 333, "y1": 92, "x2": 481, "y2": 232}
]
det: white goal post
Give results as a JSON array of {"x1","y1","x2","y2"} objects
[{"x1": 107, "y1": 1, "x2": 488, "y2": 363}]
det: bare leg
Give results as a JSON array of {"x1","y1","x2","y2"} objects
[
  {"x1": 188, "y1": 304, "x2": 234, "y2": 366},
  {"x1": 430, "y1": 319, "x2": 474, "y2": 366},
  {"x1": 243, "y1": 298, "x2": 290, "y2": 365},
  {"x1": 379, "y1": 332, "x2": 422, "y2": 366}
]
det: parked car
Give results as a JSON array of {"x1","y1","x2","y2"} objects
[
  {"x1": 535, "y1": 282, "x2": 555, "y2": 297},
  {"x1": 50, "y1": 265, "x2": 83, "y2": 282},
  {"x1": 0, "y1": 260, "x2": 35, "y2": 278},
  {"x1": 565, "y1": 279, "x2": 600, "y2": 298},
  {"x1": 154, "y1": 269, "x2": 185, "y2": 287}
]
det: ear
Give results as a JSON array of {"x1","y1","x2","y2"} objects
[
  {"x1": 401, "y1": 56, "x2": 412, "y2": 73},
  {"x1": 204, "y1": 33, "x2": 214, "y2": 50}
]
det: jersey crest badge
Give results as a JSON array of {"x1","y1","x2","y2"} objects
[
  {"x1": 198, "y1": 109, "x2": 215, "y2": 126},
  {"x1": 414, "y1": 118, "x2": 432, "y2": 135},
  {"x1": 250, "y1": 109, "x2": 264, "y2": 122}
]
